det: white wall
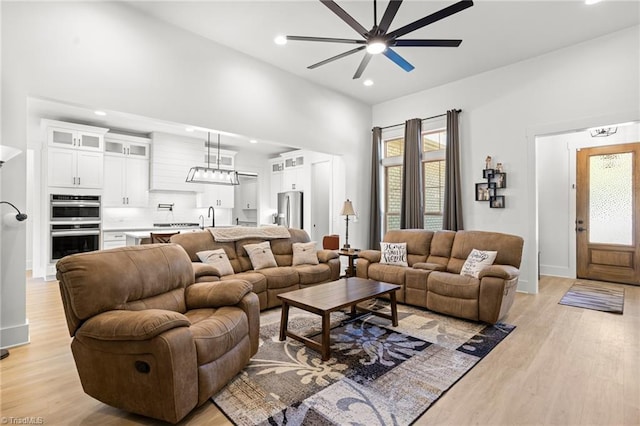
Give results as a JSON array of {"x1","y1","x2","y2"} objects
[
  {"x1": 537, "y1": 123, "x2": 640, "y2": 279},
  {"x1": 373, "y1": 26, "x2": 640, "y2": 293},
  {"x1": 1, "y1": 2, "x2": 371, "y2": 348}
]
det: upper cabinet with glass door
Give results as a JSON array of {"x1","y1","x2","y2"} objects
[
  {"x1": 104, "y1": 133, "x2": 150, "y2": 158},
  {"x1": 44, "y1": 119, "x2": 108, "y2": 152}
]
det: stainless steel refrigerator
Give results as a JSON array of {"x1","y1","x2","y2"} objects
[{"x1": 277, "y1": 191, "x2": 303, "y2": 229}]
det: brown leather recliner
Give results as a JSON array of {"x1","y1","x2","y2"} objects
[{"x1": 56, "y1": 243, "x2": 260, "y2": 423}]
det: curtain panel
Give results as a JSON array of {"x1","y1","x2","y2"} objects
[
  {"x1": 369, "y1": 127, "x2": 382, "y2": 249},
  {"x1": 443, "y1": 109, "x2": 464, "y2": 230},
  {"x1": 401, "y1": 118, "x2": 424, "y2": 229}
]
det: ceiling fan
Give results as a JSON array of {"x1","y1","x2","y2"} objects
[{"x1": 284, "y1": 0, "x2": 474, "y2": 79}]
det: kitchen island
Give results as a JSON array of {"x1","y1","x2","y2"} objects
[{"x1": 124, "y1": 228, "x2": 201, "y2": 245}]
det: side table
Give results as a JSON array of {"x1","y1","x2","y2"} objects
[{"x1": 338, "y1": 249, "x2": 359, "y2": 278}]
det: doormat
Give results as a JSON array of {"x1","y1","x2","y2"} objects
[
  {"x1": 559, "y1": 281, "x2": 624, "y2": 314},
  {"x1": 212, "y1": 302, "x2": 515, "y2": 425}
]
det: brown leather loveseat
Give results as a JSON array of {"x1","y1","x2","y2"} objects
[
  {"x1": 356, "y1": 229, "x2": 524, "y2": 324},
  {"x1": 56, "y1": 244, "x2": 260, "y2": 423},
  {"x1": 170, "y1": 228, "x2": 341, "y2": 310}
]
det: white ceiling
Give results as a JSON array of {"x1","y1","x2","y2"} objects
[
  {"x1": 127, "y1": 0, "x2": 640, "y2": 105},
  {"x1": 29, "y1": 1, "x2": 639, "y2": 153}
]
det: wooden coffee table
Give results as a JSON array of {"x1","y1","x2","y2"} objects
[{"x1": 277, "y1": 277, "x2": 401, "y2": 361}]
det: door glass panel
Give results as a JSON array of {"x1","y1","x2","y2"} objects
[
  {"x1": 81, "y1": 134, "x2": 101, "y2": 148},
  {"x1": 52, "y1": 130, "x2": 74, "y2": 146},
  {"x1": 589, "y1": 152, "x2": 633, "y2": 245},
  {"x1": 105, "y1": 141, "x2": 124, "y2": 154},
  {"x1": 129, "y1": 144, "x2": 147, "y2": 157}
]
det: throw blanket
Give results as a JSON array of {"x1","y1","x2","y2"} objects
[{"x1": 208, "y1": 226, "x2": 291, "y2": 242}]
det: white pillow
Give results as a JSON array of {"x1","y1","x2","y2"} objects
[
  {"x1": 244, "y1": 241, "x2": 277, "y2": 270},
  {"x1": 292, "y1": 242, "x2": 319, "y2": 266},
  {"x1": 460, "y1": 249, "x2": 497, "y2": 278},
  {"x1": 380, "y1": 242, "x2": 408, "y2": 267},
  {"x1": 196, "y1": 249, "x2": 234, "y2": 276}
]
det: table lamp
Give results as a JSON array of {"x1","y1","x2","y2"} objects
[{"x1": 340, "y1": 199, "x2": 355, "y2": 250}]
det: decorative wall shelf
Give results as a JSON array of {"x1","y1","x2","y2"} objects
[{"x1": 475, "y1": 160, "x2": 506, "y2": 208}]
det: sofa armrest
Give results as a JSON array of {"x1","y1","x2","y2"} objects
[
  {"x1": 236, "y1": 292, "x2": 260, "y2": 356},
  {"x1": 412, "y1": 262, "x2": 446, "y2": 271},
  {"x1": 192, "y1": 262, "x2": 221, "y2": 279},
  {"x1": 186, "y1": 279, "x2": 253, "y2": 309},
  {"x1": 358, "y1": 250, "x2": 381, "y2": 263},
  {"x1": 75, "y1": 309, "x2": 190, "y2": 341},
  {"x1": 478, "y1": 265, "x2": 520, "y2": 280},
  {"x1": 317, "y1": 249, "x2": 339, "y2": 263}
]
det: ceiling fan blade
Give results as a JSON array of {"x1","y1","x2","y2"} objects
[
  {"x1": 378, "y1": 0, "x2": 403, "y2": 34},
  {"x1": 394, "y1": 39, "x2": 462, "y2": 47},
  {"x1": 287, "y1": 35, "x2": 366, "y2": 45},
  {"x1": 308, "y1": 46, "x2": 367, "y2": 69},
  {"x1": 320, "y1": 0, "x2": 369, "y2": 37},
  {"x1": 387, "y1": 0, "x2": 473, "y2": 39},
  {"x1": 353, "y1": 53, "x2": 373, "y2": 79},
  {"x1": 383, "y1": 47, "x2": 415, "y2": 72}
]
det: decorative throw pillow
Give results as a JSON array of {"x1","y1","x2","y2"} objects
[
  {"x1": 380, "y1": 242, "x2": 408, "y2": 267},
  {"x1": 196, "y1": 249, "x2": 234, "y2": 276},
  {"x1": 460, "y1": 249, "x2": 498, "y2": 278},
  {"x1": 244, "y1": 241, "x2": 277, "y2": 270},
  {"x1": 292, "y1": 242, "x2": 319, "y2": 266}
]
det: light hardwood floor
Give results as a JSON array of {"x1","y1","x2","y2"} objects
[{"x1": 1, "y1": 274, "x2": 638, "y2": 425}]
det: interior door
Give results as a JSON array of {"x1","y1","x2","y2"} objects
[
  {"x1": 311, "y1": 161, "x2": 331, "y2": 245},
  {"x1": 576, "y1": 142, "x2": 640, "y2": 285}
]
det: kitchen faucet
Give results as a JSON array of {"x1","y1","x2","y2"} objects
[
  {"x1": 207, "y1": 206, "x2": 215, "y2": 228},
  {"x1": 198, "y1": 215, "x2": 205, "y2": 230}
]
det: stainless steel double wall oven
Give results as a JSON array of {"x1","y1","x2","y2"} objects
[{"x1": 50, "y1": 194, "x2": 101, "y2": 262}]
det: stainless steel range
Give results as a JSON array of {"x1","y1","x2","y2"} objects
[{"x1": 50, "y1": 194, "x2": 101, "y2": 262}]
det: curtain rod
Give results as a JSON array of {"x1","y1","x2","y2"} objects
[{"x1": 376, "y1": 109, "x2": 462, "y2": 131}]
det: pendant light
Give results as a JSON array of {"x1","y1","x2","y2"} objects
[{"x1": 185, "y1": 132, "x2": 239, "y2": 185}]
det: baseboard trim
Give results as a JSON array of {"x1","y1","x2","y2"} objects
[{"x1": 0, "y1": 321, "x2": 30, "y2": 349}]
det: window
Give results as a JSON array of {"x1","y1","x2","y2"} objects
[{"x1": 381, "y1": 125, "x2": 446, "y2": 233}]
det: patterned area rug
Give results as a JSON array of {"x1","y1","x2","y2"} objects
[
  {"x1": 212, "y1": 302, "x2": 515, "y2": 425},
  {"x1": 559, "y1": 281, "x2": 624, "y2": 314}
]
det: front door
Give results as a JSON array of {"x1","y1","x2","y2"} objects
[{"x1": 576, "y1": 143, "x2": 640, "y2": 285}]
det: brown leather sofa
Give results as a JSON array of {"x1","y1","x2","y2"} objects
[
  {"x1": 356, "y1": 229, "x2": 524, "y2": 324},
  {"x1": 56, "y1": 244, "x2": 260, "y2": 424},
  {"x1": 170, "y1": 228, "x2": 340, "y2": 310}
]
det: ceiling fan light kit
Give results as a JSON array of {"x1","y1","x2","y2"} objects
[{"x1": 283, "y1": 0, "x2": 474, "y2": 79}]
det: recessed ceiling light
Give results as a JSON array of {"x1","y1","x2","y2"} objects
[
  {"x1": 185, "y1": 127, "x2": 195, "y2": 132},
  {"x1": 249, "y1": 139, "x2": 258, "y2": 144},
  {"x1": 585, "y1": 0, "x2": 602, "y2": 4},
  {"x1": 274, "y1": 35, "x2": 287, "y2": 45},
  {"x1": 363, "y1": 79, "x2": 374, "y2": 86},
  {"x1": 94, "y1": 110, "x2": 106, "y2": 116}
]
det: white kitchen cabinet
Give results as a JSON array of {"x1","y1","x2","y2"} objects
[
  {"x1": 44, "y1": 119, "x2": 107, "y2": 152},
  {"x1": 48, "y1": 147, "x2": 104, "y2": 189},
  {"x1": 283, "y1": 155, "x2": 304, "y2": 169},
  {"x1": 269, "y1": 159, "x2": 283, "y2": 209},
  {"x1": 196, "y1": 184, "x2": 234, "y2": 208},
  {"x1": 272, "y1": 152, "x2": 306, "y2": 192},
  {"x1": 103, "y1": 134, "x2": 150, "y2": 207},
  {"x1": 282, "y1": 167, "x2": 305, "y2": 191},
  {"x1": 105, "y1": 133, "x2": 150, "y2": 159},
  {"x1": 205, "y1": 151, "x2": 235, "y2": 169},
  {"x1": 103, "y1": 155, "x2": 149, "y2": 207},
  {"x1": 103, "y1": 231, "x2": 127, "y2": 250},
  {"x1": 238, "y1": 178, "x2": 258, "y2": 209}
]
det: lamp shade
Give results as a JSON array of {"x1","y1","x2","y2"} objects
[
  {"x1": 0, "y1": 145, "x2": 22, "y2": 167},
  {"x1": 340, "y1": 199, "x2": 355, "y2": 216}
]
